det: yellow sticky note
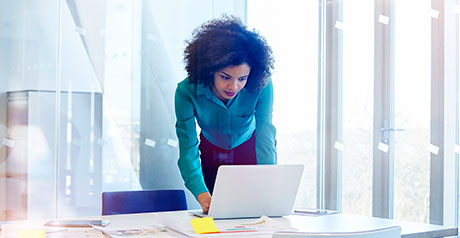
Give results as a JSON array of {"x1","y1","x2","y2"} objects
[
  {"x1": 190, "y1": 217, "x2": 219, "y2": 234},
  {"x1": 18, "y1": 229, "x2": 46, "y2": 238}
]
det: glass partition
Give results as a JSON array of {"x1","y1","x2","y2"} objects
[
  {"x1": 0, "y1": 0, "x2": 246, "y2": 220},
  {"x1": 0, "y1": 0, "x2": 59, "y2": 220}
]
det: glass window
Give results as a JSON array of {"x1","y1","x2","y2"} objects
[
  {"x1": 247, "y1": 0, "x2": 319, "y2": 209},
  {"x1": 393, "y1": 0, "x2": 431, "y2": 223},
  {"x1": 341, "y1": 0, "x2": 374, "y2": 217}
]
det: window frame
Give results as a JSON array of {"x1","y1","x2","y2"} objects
[{"x1": 320, "y1": 0, "x2": 459, "y2": 225}]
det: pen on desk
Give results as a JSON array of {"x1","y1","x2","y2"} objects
[
  {"x1": 163, "y1": 225, "x2": 193, "y2": 238},
  {"x1": 46, "y1": 229, "x2": 68, "y2": 234},
  {"x1": 294, "y1": 209, "x2": 328, "y2": 215},
  {"x1": 294, "y1": 209, "x2": 319, "y2": 214},
  {"x1": 90, "y1": 224, "x2": 119, "y2": 238}
]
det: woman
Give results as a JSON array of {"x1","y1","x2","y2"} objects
[{"x1": 175, "y1": 15, "x2": 276, "y2": 212}]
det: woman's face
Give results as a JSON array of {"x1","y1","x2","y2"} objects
[{"x1": 212, "y1": 63, "x2": 250, "y2": 102}]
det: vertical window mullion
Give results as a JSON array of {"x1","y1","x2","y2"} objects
[
  {"x1": 372, "y1": 0, "x2": 395, "y2": 219},
  {"x1": 430, "y1": 0, "x2": 444, "y2": 226},
  {"x1": 441, "y1": 0, "x2": 459, "y2": 227},
  {"x1": 432, "y1": 0, "x2": 458, "y2": 227},
  {"x1": 317, "y1": 0, "x2": 327, "y2": 211},
  {"x1": 318, "y1": 0, "x2": 342, "y2": 211}
]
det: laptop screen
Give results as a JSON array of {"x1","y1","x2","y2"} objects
[{"x1": 208, "y1": 164, "x2": 304, "y2": 219}]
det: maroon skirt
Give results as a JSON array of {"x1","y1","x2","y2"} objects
[{"x1": 199, "y1": 132, "x2": 257, "y2": 194}]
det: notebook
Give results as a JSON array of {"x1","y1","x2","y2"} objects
[{"x1": 192, "y1": 164, "x2": 304, "y2": 219}]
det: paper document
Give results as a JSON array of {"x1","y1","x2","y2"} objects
[
  {"x1": 92, "y1": 224, "x2": 177, "y2": 238},
  {"x1": 159, "y1": 212, "x2": 296, "y2": 237},
  {"x1": 217, "y1": 215, "x2": 295, "y2": 233},
  {"x1": 0, "y1": 223, "x2": 105, "y2": 238}
]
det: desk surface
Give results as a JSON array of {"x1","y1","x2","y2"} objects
[
  {"x1": 1, "y1": 211, "x2": 456, "y2": 237},
  {"x1": 96, "y1": 210, "x2": 457, "y2": 237}
]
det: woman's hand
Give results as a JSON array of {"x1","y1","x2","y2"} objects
[{"x1": 197, "y1": 192, "x2": 212, "y2": 213}]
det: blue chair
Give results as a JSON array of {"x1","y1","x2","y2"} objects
[{"x1": 101, "y1": 189, "x2": 188, "y2": 215}]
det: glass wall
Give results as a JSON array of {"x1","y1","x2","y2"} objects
[
  {"x1": 0, "y1": 0, "x2": 246, "y2": 220},
  {"x1": 0, "y1": 0, "x2": 60, "y2": 220}
]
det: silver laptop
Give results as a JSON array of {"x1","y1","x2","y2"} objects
[{"x1": 193, "y1": 164, "x2": 304, "y2": 219}]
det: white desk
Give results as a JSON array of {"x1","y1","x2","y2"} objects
[{"x1": 96, "y1": 210, "x2": 457, "y2": 237}]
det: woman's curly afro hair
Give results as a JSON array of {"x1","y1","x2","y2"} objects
[{"x1": 184, "y1": 15, "x2": 274, "y2": 91}]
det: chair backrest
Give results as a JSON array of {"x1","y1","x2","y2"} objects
[
  {"x1": 272, "y1": 226, "x2": 401, "y2": 238},
  {"x1": 101, "y1": 189, "x2": 188, "y2": 215}
]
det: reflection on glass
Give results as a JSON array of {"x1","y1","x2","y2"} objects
[{"x1": 101, "y1": 0, "x2": 140, "y2": 193}]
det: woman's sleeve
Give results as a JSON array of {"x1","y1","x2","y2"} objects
[
  {"x1": 255, "y1": 79, "x2": 277, "y2": 164},
  {"x1": 174, "y1": 86, "x2": 209, "y2": 198}
]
